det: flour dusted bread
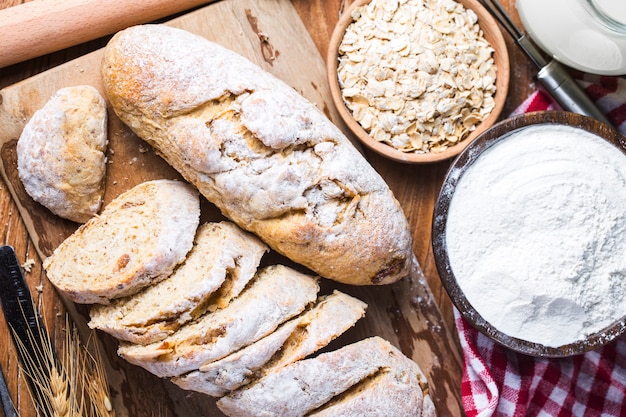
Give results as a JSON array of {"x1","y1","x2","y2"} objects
[
  {"x1": 118, "y1": 265, "x2": 319, "y2": 378},
  {"x1": 172, "y1": 290, "x2": 367, "y2": 396},
  {"x1": 101, "y1": 24, "x2": 413, "y2": 286},
  {"x1": 17, "y1": 85, "x2": 107, "y2": 223},
  {"x1": 172, "y1": 316, "x2": 301, "y2": 397},
  {"x1": 309, "y1": 340, "x2": 436, "y2": 417},
  {"x1": 256, "y1": 290, "x2": 367, "y2": 373},
  {"x1": 216, "y1": 336, "x2": 432, "y2": 417},
  {"x1": 217, "y1": 337, "x2": 384, "y2": 416},
  {"x1": 88, "y1": 221, "x2": 268, "y2": 344},
  {"x1": 43, "y1": 179, "x2": 200, "y2": 304}
]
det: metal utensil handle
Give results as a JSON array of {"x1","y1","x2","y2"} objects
[
  {"x1": 537, "y1": 60, "x2": 613, "y2": 126},
  {"x1": 0, "y1": 246, "x2": 49, "y2": 355}
]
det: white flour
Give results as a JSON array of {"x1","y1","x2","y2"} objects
[{"x1": 446, "y1": 124, "x2": 626, "y2": 347}]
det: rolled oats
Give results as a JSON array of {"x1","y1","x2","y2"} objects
[{"x1": 337, "y1": 0, "x2": 497, "y2": 154}]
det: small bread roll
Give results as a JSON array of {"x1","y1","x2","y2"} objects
[{"x1": 17, "y1": 85, "x2": 108, "y2": 223}]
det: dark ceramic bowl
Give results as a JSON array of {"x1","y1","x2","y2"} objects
[{"x1": 432, "y1": 111, "x2": 626, "y2": 357}]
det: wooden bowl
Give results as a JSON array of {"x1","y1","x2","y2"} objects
[
  {"x1": 327, "y1": 0, "x2": 510, "y2": 164},
  {"x1": 432, "y1": 112, "x2": 626, "y2": 357}
]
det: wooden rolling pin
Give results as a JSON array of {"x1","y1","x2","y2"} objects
[{"x1": 0, "y1": 0, "x2": 216, "y2": 69}]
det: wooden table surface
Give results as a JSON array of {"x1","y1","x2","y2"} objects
[{"x1": 0, "y1": 0, "x2": 537, "y2": 415}]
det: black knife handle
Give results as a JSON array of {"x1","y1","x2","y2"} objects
[
  {"x1": 0, "y1": 245, "x2": 50, "y2": 354},
  {"x1": 0, "y1": 245, "x2": 53, "y2": 416}
]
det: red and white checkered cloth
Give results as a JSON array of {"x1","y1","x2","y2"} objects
[
  {"x1": 457, "y1": 73, "x2": 626, "y2": 417},
  {"x1": 508, "y1": 73, "x2": 626, "y2": 134}
]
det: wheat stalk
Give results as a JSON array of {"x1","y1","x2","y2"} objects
[
  {"x1": 12, "y1": 314, "x2": 117, "y2": 417},
  {"x1": 13, "y1": 312, "x2": 169, "y2": 417},
  {"x1": 81, "y1": 333, "x2": 115, "y2": 417},
  {"x1": 13, "y1": 315, "x2": 80, "y2": 417}
]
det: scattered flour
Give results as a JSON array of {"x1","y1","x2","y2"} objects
[{"x1": 446, "y1": 124, "x2": 626, "y2": 347}]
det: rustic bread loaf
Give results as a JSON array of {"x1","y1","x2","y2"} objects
[
  {"x1": 117, "y1": 265, "x2": 319, "y2": 378},
  {"x1": 88, "y1": 221, "x2": 267, "y2": 344},
  {"x1": 17, "y1": 85, "x2": 108, "y2": 223},
  {"x1": 216, "y1": 336, "x2": 429, "y2": 417},
  {"x1": 43, "y1": 179, "x2": 200, "y2": 304},
  {"x1": 172, "y1": 290, "x2": 367, "y2": 396},
  {"x1": 101, "y1": 24, "x2": 414, "y2": 286}
]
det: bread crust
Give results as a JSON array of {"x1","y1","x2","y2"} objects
[
  {"x1": 43, "y1": 179, "x2": 200, "y2": 304},
  {"x1": 101, "y1": 24, "x2": 413, "y2": 286},
  {"x1": 171, "y1": 317, "x2": 301, "y2": 397},
  {"x1": 17, "y1": 85, "x2": 108, "y2": 223}
]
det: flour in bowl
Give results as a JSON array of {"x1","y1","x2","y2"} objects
[{"x1": 446, "y1": 124, "x2": 626, "y2": 347}]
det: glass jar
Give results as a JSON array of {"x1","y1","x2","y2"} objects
[
  {"x1": 582, "y1": 0, "x2": 626, "y2": 32},
  {"x1": 517, "y1": 0, "x2": 626, "y2": 75}
]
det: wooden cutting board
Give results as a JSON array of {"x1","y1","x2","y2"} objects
[{"x1": 0, "y1": 0, "x2": 463, "y2": 415}]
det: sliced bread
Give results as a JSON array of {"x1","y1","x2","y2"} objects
[
  {"x1": 216, "y1": 336, "x2": 399, "y2": 417},
  {"x1": 308, "y1": 341, "x2": 436, "y2": 417},
  {"x1": 88, "y1": 221, "x2": 268, "y2": 344},
  {"x1": 172, "y1": 290, "x2": 367, "y2": 396},
  {"x1": 43, "y1": 179, "x2": 200, "y2": 304},
  {"x1": 171, "y1": 316, "x2": 301, "y2": 397},
  {"x1": 260, "y1": 290, "x2": 367, "y2": 372},
  {"x1": 117, "y1": 265, "x2": 319, "y2": 378}
]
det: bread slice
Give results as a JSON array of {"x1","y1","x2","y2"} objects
[
  {"x1": 216, "y1": 336, "x2": 410, "y2": 417},
  {"x1": 255, "y1": 290, "x2": 367, "y2": 373},
  {"x1": 118, "y1": 265, "x2": 319, "y2": 378},
  {"x1": 17, "y1": 85, "x2": 108, "y2": 224},
  {"x1": 171, "y1": 315, "x2": 301, "y2": 397},
  {"x1": 172, "y1": 290, "x2": 367, "y2": 396},
  {"x1": 308, "y1": 342, "x2": 436, "y2": 417},
  {"x1": 101, "y1": 24, "x2": 414, "y2": 286},
  {"x1": 43, "y1": 179, "x2": 200, "y2": 304},
  {"x1": 88, "y1": 221, "x2": 268, "y2": 344}
]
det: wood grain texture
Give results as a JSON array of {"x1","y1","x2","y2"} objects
[{"x1": 0, "y1": 1, "x2": 538, "y2": 416}]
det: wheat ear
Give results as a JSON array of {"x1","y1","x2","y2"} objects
[
  {"x1": 12, "y1": 315, "x2": 81, "y2": 417},
  {"x1": 81, "y1": 333, "x2": 115, "y2": 417}
]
